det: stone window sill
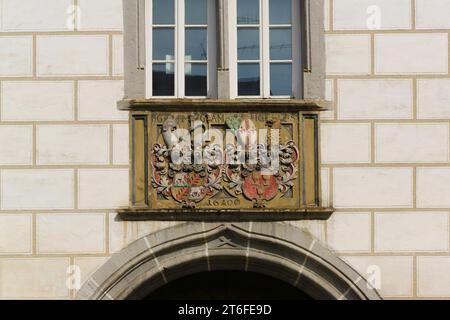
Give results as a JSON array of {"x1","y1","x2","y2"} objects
[{"x1": 118, "y1": 98, "x2": 331, "y2": 112}]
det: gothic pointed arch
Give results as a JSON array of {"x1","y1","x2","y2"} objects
[{"x1": 77, "y1": 222, "x2": 381, "y2": 300}]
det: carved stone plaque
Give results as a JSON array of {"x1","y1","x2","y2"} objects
[
  {"x1": 129, "y1": 110, "x2": 322, "y2": 214},
  {"x1": 151, "y1": 112, "x2": 299, "y2": 209}
]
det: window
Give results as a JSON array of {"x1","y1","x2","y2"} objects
[
  {"x1": 123, "y1": 0, "x2": 325, "y2": 101},
  {"x1": 146, "y1": 0, "x2": 216, "y2": 98},
  {"x1": 231, "y1": 0, "x2": 302, "y2": 98}
]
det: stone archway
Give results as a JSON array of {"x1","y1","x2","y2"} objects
[{"x1": 77, "y1": 222, "x2": 381, "y2": 300}]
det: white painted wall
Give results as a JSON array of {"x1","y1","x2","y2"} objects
[
  {"x1": 0, "y1": 0, "x2": 448, "y2": 299},
  {"x1": 324, "y1": 0, "x2": 450, "y2": 299}
]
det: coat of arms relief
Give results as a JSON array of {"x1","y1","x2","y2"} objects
[{"x1": 150, "y1": 113, "x2": 300, "y2": 209}]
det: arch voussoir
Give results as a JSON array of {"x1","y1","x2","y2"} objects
[{"x1": 77, "y1": 222, "x2": 381, "y2": 300}]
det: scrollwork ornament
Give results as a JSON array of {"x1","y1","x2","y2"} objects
[{"x1": 150, "y1": 118, "x2": 299, "y2": 208}]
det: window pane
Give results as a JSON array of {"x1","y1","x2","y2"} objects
[
  {"x1": 269, "y1": 0, "x2": 291, "y2": 24},
  {"x1": 153, "y1": 28, "x2": 175, "y2": 60},
  {"x1": 185, "y1": 0, "x2": 207, "y2": 25},
  {"x1": 270, "y1": 63, "x2": 292, "y2": 96},
  {"x1": 270, "y1": 28, "x2": 292, "y2": 60},
  {"x1": 153, "y1": 63, "x2": 175, "y2": 96},
  {"x1": 238, "y1": 63, "x2": 260, "y2": 96},
  {"x1": 185, "y1": 63, "x2": 207, "y2": 96},
  {"x1": 153, "y1": 0, "x2": 174, "y2": 25},
  {"x1": 237, "y1": 0, "x2": 259, "y2": 24},
  {"x1": 237, "y1": 28, "x2": 259, "y2": 60},
  {"x1": 185, "y1": 28, "x2": 207, "y2": 60}
]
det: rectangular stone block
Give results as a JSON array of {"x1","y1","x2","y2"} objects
[
  {"x1": 133, "y1": 221, "x2": 183, "y2": 242},
  {"x1": 326, "y1": 212, "x2": 371, "y2": 252},
  {"x1": 0, "y1": 126, "x2": 33, "y2": 165},
  {"x1": 74, "y1": 257, "x2": 109, "y2": 285},
  {"x1": 37, "y1": 213, "x2": 106, "y2": 254},
  {"x1": 78, "y1": 169, "x2": 129, "y2": 209},
  {"x1": 321, "y1": 168, "x2": 330, "y2": 208},
  {"x1": 113, "y1": 124, "x2": 129, "y2": 165},
  {"x1": 78, "y1": 0, "x2": 123, "y2": 31},
  {"x1": 326, "y1": 34, "x2": 371, "y2": 75},
  {"x1": 109, "y1": 213, "x2": 127, "y2": 253},
  {"x1": 321, "y1": 79, "x2": 334, "y2": 120},
  {"x1": 417, "y1": 79, "x2": 450, "y2": 119},
  {"x1": 37, "y1": 35, "x2": 109, "y2": 76},
  {"x1": 416, "y1": 0, "x2": 450, "y2": 29},
  {"x1": 1, "y1": 81, "x2": 74, "y2": 121},
  {"x1": 0, "y1": 214, "x2": 32, "y2": 255},
  {"x1": 0, "y1": 258, "x2": 70, "y2": 299},
  {"x1": 343, "y1": 256, "x2": 413, "y2": 297},
  {"x1": 37, "y1": 125, "x2": 109, "y2": 165},
  {"x1": 375, "y1": 212, "x2": 449, "y2": 252},
  {"x1": 1, "y1": 0, "x2": 72, "y2": 31},
  {"x1": 375, "y1": 34, "x2": 448, "y2": 74},
  {"x1": 1, "y1": 170, "x2": 74, "y2": 210},
  {"x1": 333, "y1": 0, "x2": 411, "y2": 30},
  {"x1": 286, "y1": 221, "x2": 326, "y2": 243},
  {"x1": 375, "y1": 123, "x2": 449, "y2": 163},
  {"x1": 321, "y1": 123, "x2": 371, "y2": 163},
  {"x1": 0, "y1": 36, "x2": 33, "y2": 76},
  {"x1": 418, "y1": 257, "x2": 450, "y2": 297},
  {"x1": 338, "y1": 79, "x2": 413, "y2": 120},
  {"x1": 333, "y1": 168, "x2": 413, "y2": 208},
  {"x1": 417, "y1": 168, "x2": 450, "y2": 208},
  {"x1": 324, "y1": 0, "x2": 330, "y2": 31},
  {"x1": 78, "y1": 80, "x2": 127, "y2": 121},
  {"x1": 112, "y1": 35, "x2": 124, "y2": 76}
]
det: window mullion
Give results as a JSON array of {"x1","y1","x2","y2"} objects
[
  {"x1": 261, "y1": 0, "x2": 270, "y2": 98},
  {"x1": 176, "y1": 0, "x2": 185, "y2": 98},
  {"x1": 292, "y1": 0, "x2": 302, "y2": 98},
  {"x1": 145, "y1": 0, "x2": 152, "y2": 98},
  {"x1": 229, "y1": 0, "x2": 237, "y2": 99},
  {"x1": 207, "y1": 0, "x2": 215, "y2": 98}
]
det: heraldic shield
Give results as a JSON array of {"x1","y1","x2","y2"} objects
[{"x1": 149, "y1": 112, "x2": 305, "y2": 210}]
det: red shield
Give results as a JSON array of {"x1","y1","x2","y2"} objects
[{"x1": 243, "y1": 172, "x2": 278, "y2": 202}]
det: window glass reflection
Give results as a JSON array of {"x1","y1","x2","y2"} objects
[
  {"x1": 237, "y1": 28, "x2": 260, "y2": 60},
  {"x1": 153, "y1": 63, "x2": 175, "y2": 96},
  {"x1": 153, "y1": 0, "x2": 175, "y2": 25},
  {"x1": 238, "y1": 63, "x2": 260, "y2": 96},
  {"x1": 269, "y1": 0, "x2": 291, "y2": 24},
  {"x1": 185, "y1": 28, "x2": 208, "y2": 60},
  {"x1": 185, "y1": 0, "x2": 208, "y2": 25},
  {"x1": 270, "y1": 63, "x2": 292, "y2": 96},
  {"x1": 153, "y1": 28, "x2": 175, "y2": 60},
  {"x1": 270, "y1": 28, "x2": 292, "y2": 60},
  {"x1": 237, "y1": 0, "x2": 259, "y2": 24},
  {"x1": 185, "y1": 63, "x2": 207, "y2": 96}
]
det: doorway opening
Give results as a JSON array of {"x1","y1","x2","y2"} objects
[{"x1": 146, "y1": 270, "x2": 313, "y2": 300}]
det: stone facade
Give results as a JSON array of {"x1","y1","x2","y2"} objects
[
  {"x1": 0, "y1": 0, "x2": 449, "y2": 299},
  {"x1": 324, "y1": 0, "x2": 450, "y2": 299}
]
